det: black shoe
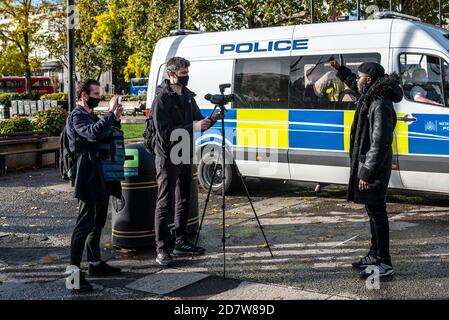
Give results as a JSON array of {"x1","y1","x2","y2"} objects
[
  {"x1": 360, "y1": 262, "x2": 394, "y2": 279},
  {"x1": 68, "y1": 271, "x2": 93, "y2": 293},
  {"x1": 172, "y1": 240, "x2": 206, "y2": 257},
  {"x1": 88, "y1": 261, "x2": 122, "y2": 277},
  {"x1": 352, "y1": 252, "x2": 378, "y2": 269},
  {"x1": 156, "y1": 251, "x2": 174, "y2": 266}
]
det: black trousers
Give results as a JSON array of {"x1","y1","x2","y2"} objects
[
  {"x1": 365, "y1": 202, "x2": 391, "y2": 264},
  {"x1": 154, "y1": 155, "x2": 192, "y2": 254},
  {"x1": 70, "y1": 199, "x2": 109, "y2": 267}
]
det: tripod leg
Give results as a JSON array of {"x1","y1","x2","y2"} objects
[
  {"x1": 220, "y1": 117, "x2": 226, "y2": 279},
  {"x1": 192, "y1": 150, "x2": 221, "y2": 258},
  {"x1": 235, "y1": 164, "x2": 274, "y2": 257}
]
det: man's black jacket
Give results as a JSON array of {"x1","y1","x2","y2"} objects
[
  {"x1": 347, "y1": 74, "x2": 403, "y2": 205},
  {"x1": 152, "y1": 79, "x2": 205, "y2": 159},
  {"x1": 67, "y1": 105, "x2": 122, "y2": 203}
]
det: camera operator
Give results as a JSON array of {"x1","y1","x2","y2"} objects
[{"x1": 151, "y1": 57, "x2": 222, "y2": 266}]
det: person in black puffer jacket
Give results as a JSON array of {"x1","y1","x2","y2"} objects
[{"x1": 346, "y1": 62, "x2": 403, "y2": 279}]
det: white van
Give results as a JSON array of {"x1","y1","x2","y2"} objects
[{"x1": 146, "y1": 12, "x2": 449, "y2": 194}]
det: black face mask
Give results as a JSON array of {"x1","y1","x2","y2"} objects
[
  {"x1": 176, "y1": 75, "x2": 189, "y2": 87},
  {"x1": 87, "y1": 96, "x2": 101, "y2": 109}
]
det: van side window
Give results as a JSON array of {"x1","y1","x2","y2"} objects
[
  {"x1": 289, "y1": 53, "x2": 380, "y2": 110},
  {"x1": 443, "y1": 60, "x2": 449, "y2": 106},
  {"x1": 399, "y1": 53, "x2": 446, "y2": 106},
  {"x1": 233, "y1": 57, "x2": 289, "y2": 109}
]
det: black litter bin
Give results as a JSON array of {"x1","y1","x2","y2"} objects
[{"x1": 111, "y1": 143, "x2": 199, "y2": 248}]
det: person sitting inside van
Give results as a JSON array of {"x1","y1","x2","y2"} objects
[
  {"x1": 410, "y1": 68, "x2": 442, "y2": 105},
  {"x1": 328, "y1": 58, "x2": 357, "y2": 102}
]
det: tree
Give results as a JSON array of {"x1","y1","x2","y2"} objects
[
  {"x1": 91, "y1": 0, "x2": 131, "y2": 92},
  {"x1": 0, "y1": 0, "x2": 49, "y2": 95},
  {"x1": 37, "y1": 0, "x2": 68, "y2": 71},
  {"x1": 0, "y1": 42, "x2": 40, "y2": 77},
  {"x1": 75, "y1": 0, "x2": 111, "y2": 81}
]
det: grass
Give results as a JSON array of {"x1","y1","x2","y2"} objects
[{"x1": 121, "y1": 123, "x2": 145, "y2": 140}]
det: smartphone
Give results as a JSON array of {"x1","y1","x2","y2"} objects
[{"x1": 118, "y1": 95, "x2": 122, "y2": 105}]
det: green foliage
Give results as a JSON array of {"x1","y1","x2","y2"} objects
[
  {"x1": 0, "y1": 116, "x2": 33, "y2": 134},
  {"x1": 100, "y1": 94, "x2": 145, "y2": 101},
  {"x1": 33, "y1": 107, "x2": 68, "y2": 136},
  {"x1": 40, "y1": 93, "x2": 68, "y2": 101},
  {"x1": 0, "y1": 93, "x2": 32, "y2": 105}
]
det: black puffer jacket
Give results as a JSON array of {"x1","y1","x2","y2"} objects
[
  {"x1": 347, "y1": 73, "x2": 403, "y2": 205},
  {"x1": 152, "y1": 80, "x2": 204, "y2": 159}
]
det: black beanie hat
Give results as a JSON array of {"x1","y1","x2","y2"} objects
[{"x1": 358, "y1": 62, "x2": 385, "y2": 79}]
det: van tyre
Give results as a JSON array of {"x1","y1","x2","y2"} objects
[{"x1": 198, "y1": 151, "x2": 240, "y2": 194}]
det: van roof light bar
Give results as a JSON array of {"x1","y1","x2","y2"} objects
[
  {"x1": 169, "y1": 29, "x2": 203, "y2": 36},
  {"x1": 374, "y1": 11, "x2": 421, "y2": 22}
]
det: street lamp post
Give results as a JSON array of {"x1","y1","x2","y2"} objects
[
  {"x1": 67, "y1": 0, "x2": 76, "y2": 113},
  {"x1": 310, "y1": 0, "x2": 314, "y2": 23},
  {"x1": 356, "y1": 0, "x2": 361, "y2": 20},
  {"x1": 179, "y1": 0, "x2": 184, "y2": 30}
]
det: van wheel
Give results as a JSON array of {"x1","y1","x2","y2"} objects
[{"x1": 198, "y1": 151, "x2": 239, "y2": 194}]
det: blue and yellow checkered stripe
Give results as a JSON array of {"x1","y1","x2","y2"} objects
[{"x1": 197, "y1": 108, "x2": 439, "y2": 156}]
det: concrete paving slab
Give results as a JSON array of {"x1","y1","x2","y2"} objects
[
  {"x1": 389, "y1": 221, "x2": 419, "y2": 231},
  {"x1": 226, "y1": 197, "x2": 304, "y2": 220},
  {"x1": 207, "y1": 281, "x2": 331, "y2": 300},
  {"x1": 126, "y1": 268, "x2": 209, "y2": 295},
  {"x1": 0, "y1": 232, "x2": 9, "y2": 238},
  {"x1": 45, "y1": 183, "x2": 74, "y2": 193}
]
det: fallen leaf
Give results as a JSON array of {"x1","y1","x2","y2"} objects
[
  {"x1": 30, "y1": 207, "x2": 38, "y2": 210},
  {"x1": 39, "y1": 210, "x2": 47, "y2": 214},
  {"x1": 258, "y1": 243, "x2": 269, "y2": 249},
  {"x1": 42, "y1": 256, "x2": 59, "y2": 263},
  {"x1": 40, "y1": 191, "x2": 48, "y2": 196},
  {"x1": 18, "y1": 190, "x2": 26, "y2": 194},
  {"x1": 23, "y1": 263, "x2": 38, "y2": 268},
  {"x1": 273, "y1": 296, "x2": 284, "y2": 300},
  {"x1": 416, "y1": 241, "x2": 429, "y2": 248},
  {"x1": 102, "y1": 242, "x2": 114, "y2": 248},
  {"x1": 311, "y1": 220, "x2": 322, "y2": 224},
  {"x1": 318, "y1": 235, "x2": 332, "y2": 241}
]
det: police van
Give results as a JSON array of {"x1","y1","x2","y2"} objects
[{"x1": 146, "y1": 12, "x2": 449, "y2": 194}]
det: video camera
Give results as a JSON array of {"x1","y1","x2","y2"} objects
[{"x1": 204, "y1": 83, "x2": 234, "y2": 106}]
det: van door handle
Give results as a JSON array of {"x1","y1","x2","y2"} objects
[{"x1": 397, "y1": 115, "x2": 417, "y2": 123}]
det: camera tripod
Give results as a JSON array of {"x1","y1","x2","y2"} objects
[{"x1": 193, "y1": 85, "x2": 273, "y2": 279}]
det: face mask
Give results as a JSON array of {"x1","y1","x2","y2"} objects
[
  {"x1": 176, "y1": 75, "x2": 189, "y2": 87},
  {"x1": 419, "y1": 77, "x2": 429, "y2": 84},
  {"x1": 87, "y1": 96, "x2": 101, "y2": 109}
]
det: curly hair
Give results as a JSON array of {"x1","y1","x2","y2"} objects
[{"x1": 76, "y1": 78, "x2": 100, "y2": 100}]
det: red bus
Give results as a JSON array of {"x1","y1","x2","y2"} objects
[{"x1": 0, "y1": 76, "x2": 55, "y2": 97}]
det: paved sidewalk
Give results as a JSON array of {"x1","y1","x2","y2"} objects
[{"x1": 1, "y1": 168, "x2": 449, "y2": 299}]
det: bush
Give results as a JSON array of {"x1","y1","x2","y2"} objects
[
  {"x1": 0, "y1": 116, "x2": 34, "y2": 134},
  {"x1": 40, "y1": 93, "x2": 68, "y2": 101},
  {"x1": 0, "y1": 92, "x2": 31, "y2": 105},
  {"x1": 33, "y1": 106, "x2": 67, "y2": 136},
  {"x1": 100, "y1": 94, "x2": 145, "y2": 102}
]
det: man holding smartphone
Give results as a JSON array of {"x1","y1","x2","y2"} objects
[{"x1": 65, "y1": 79, "x2": 124, "y2": 292}]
